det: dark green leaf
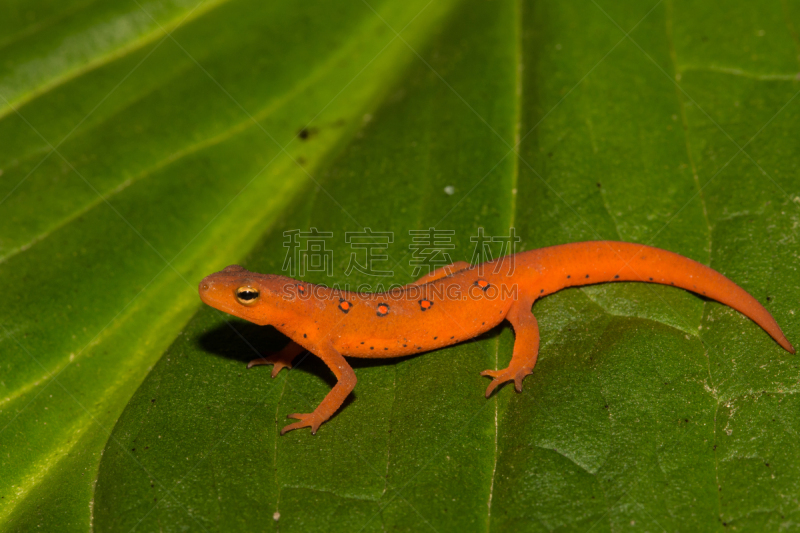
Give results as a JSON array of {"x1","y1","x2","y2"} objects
[{"x1": 2, "y1": 0, "x2": 799, "y2": 531}]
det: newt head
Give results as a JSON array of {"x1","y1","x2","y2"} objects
[{"x1": 199, "y1": 265, "x2": 296, "y2": 326}]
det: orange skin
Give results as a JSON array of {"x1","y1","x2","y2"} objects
[{"x1": 198, "y1": 241, "x2": 794, "y2": 435}]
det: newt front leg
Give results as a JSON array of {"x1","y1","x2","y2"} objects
[
  {"x1": 281, "y1": 342, "x2": 357, "y2": 435},
  {"x1": 247, "y1": 340, "x2": 305, "y2": 377}
]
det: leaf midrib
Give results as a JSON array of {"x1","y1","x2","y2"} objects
[
  {"x1": 0, "y1": 6, "x2": 391, "y2": 266},
  {"x1": 0, "y1": 0, "x2": 231, "y2": 122}
]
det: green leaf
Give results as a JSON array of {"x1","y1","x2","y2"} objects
[
  {"x1": 2, "y1": 0, "x2": 799, "y2": 531},
  {"x1": 0, "y1": 0, "x2": 458, "y2": 528}
]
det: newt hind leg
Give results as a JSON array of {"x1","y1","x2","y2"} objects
[
  {"x1": 404, "y1": 261, "x2": 471, "y2": 287},
  {"x1": 480, "y1": 298, "x2": 540, "y2": 397}
]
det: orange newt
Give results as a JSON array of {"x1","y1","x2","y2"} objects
[{"x1": 198, "y1": 241, "x2": 794, "y2": 435}]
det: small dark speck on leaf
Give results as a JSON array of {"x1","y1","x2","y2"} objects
[
  {"x1": 596, "y1": 182, "x2": 601, "y2": 188},
  {"x1": 132, "y1": 448, "x2": 135, "y2": 452},
  {"x1": 151, "y1": 399, "x2": 155, "y2": 403}
]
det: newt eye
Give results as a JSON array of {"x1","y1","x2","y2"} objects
[{"x1": 235, "y1": 286, "x2": 260, "y2": 306}]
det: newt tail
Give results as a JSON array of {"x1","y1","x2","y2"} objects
[
  {"x1": 521, "y1": 241, "x2": 795, "y2": 354},
  {"x1": 199, "y1": 240, "x2": 794, "y2": 434}
]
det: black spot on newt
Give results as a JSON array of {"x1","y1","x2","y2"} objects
[
  {"x1": 419, "y1": 299, "x2": 433, "y2": 311},
  {"x1": 614, "y1": 275, "x2": 619, "y2": 279},
  {"x1": 377, "y1": 304, "x2": 390, "y2": 317}
]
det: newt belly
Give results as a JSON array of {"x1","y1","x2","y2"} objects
[{"x1": 199, "y1": 241, "x2": 794, "y2": 435}]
